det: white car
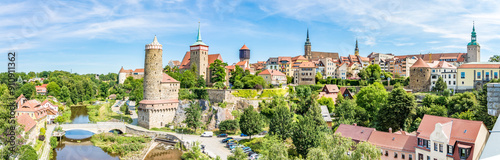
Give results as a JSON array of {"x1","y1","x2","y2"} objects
[{"x1": 201, "y1": 131, "x2": 213, "y2": 137}]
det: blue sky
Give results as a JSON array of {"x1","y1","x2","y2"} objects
[{"x1": 1, "y1": 0, "x2": 500, "y2": 74}]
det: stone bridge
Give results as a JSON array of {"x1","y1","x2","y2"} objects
[{"x1": 59, "y1": 122, "x2": 182, "y2": 143}]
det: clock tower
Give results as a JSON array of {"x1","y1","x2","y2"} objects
[
  {"x1": 467, "y1": 22, "x2": 480, "y2": 62},
  {"x1": 190, "y1": 22, "x2": 209, "y2": 78}
]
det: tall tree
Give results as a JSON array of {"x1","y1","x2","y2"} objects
[
  {"x1": 433, "y1": 76, "x2": 447, "y2": 92},
  {"x1": 239, "y1": 106, "x2": 264, "y2": 139},
  {"x1": 218, "y1": 120, "x2": 238, "y2": 133},
  {"x1": 377, "y1": 86, "x2": 416, "y2": 131},
  {"x1": 15, "y1": 83, "x2": 36, "y2": 99},
  {"x1": 292, "y1": 113, "x2": 324, "y2": 157},
  {"x1": 184, "y1": 102, "x2": 202, "y2": 132},
  {"x1": 209, "y1": 59, "x2": 228, "y2": 83},
  {"x1": 489, "y1": 55, "x2": 500, "y2": 62},
  {"x1": 181, "y1": 70, "x2": 197, "y2": 88},
  {"x1": 355, "y1": 82, "x2": 387, "y2": 126},
  {"x1": 269, "y1": 104, "x2": 293, "y2": 141}
]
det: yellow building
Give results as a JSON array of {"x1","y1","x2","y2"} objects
[{"x1": 456, "y1": 62, "x2": 500, "y2": 91}]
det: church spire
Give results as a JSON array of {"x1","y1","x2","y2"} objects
[
  {"x1": 305, "y1": 28, "x2": 311, "y2": 46},
  {"x1": 354, "y1": 39, "x2": 359, "y2": 56},
  {"x1": 192, "y1": 22, "x2": 207, "y2": 46},
  {"x1": 468, "y1": 21, "x2": 478, "y2": 46}
]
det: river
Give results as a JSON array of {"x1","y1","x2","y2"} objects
[{"x1": 53, "y1": 105, "x2": 182, "y2": 160}]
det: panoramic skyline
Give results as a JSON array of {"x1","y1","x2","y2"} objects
[{"x1": 1, "y1": 0, "x2": 500, "y2": 74}]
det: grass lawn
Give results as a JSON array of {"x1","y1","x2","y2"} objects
[
  {"x1": 87, "y1": 102, "x2": 133, "y2": 123},
  {"x1": 35, "y1": 139, "x2": 44, "y2": 152}
]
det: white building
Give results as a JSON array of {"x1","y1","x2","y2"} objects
[{"x1": 428, "y1": 61, "x2": 457, "y2": 91}]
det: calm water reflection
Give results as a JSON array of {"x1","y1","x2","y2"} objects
[{"x1": 53, "y1": 129, "x2": 119, "y2": 160}]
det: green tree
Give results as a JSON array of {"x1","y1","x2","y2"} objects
[
  {"x1": 433, "y1": 76, "x2": 447, "y2": 92},
  {"x1": 15, "y1": 83, "x2": 36, "y2": 99},
  {"x1": 447, "y1": 92, "x2": 477, "y2": 116},
  {"x1": 213, "y1": 82, "x2": 225, "y2": 89},
  {"x1": 181, "y1": 70, "x2": 197, "y2": 88},
  {"x1": 355, "y1": 82, "x2": 387, "y2": 126},
  {"x1": 196, "y1": 77, "x2": 206, "y2": 88},
  {"x1": 286, "y1": 75, "x2": 293, "y2": 84},
  {"x1": 366, "y1": 64, "x2": 382, "y2": 81},
  {"x1": 219, "y1": 120, "x2": 239, "y2": 133},
  {"x1": 46, "y1": 82, "x2": 61, "y2": 96},
  {"x1": 233, "y1": 80, "x2": 244, "y2": 89},
  {"x1": 181, "y1": 141, "x2": 211, "y2": 160},
  {"x1": 292, "y1": 111, "x2": 325, "y2": 157},
  {"x1": 269, "y1": 104, "x2": 293, "y2": 141},
  {"x1": 489, "y1": 55, "x2": 500, "y2": 62},
  {"x1": 306, "y1": 148, "x2": 329, "y2": 160},
  {"x1": 357, "y1": 68, "x2": 368, "y2": 80},
  {"x1": 228, "y1": 147, "x2": 247, "y2": 160},
  {"x1": 351, "y1": 141, "x2": 381, "y2": 160},
  {"x1": 315, "y1": 72, "x2": 323, "y2": 83},
  {"x1": 19, "y1": 145, "x2": 37, "y2": 160},
  {"x1": 317, "y1": 97, "x2": 335, "y2": 113},
  {"x1": 50, "y1": 137, "x2": 58, "y2": 149},
  {"x1": 239, "y1": 106, "x2": 264, "y2": 139},
  {"x1": 377, "y1": 86, "x2": 416, "y2": 131},
  {"x1": 184, "y1": 102, "x2": 202, "y2": 132},
  {"x1": 209, "y1": 59, "x2": 228, "y2": 83}
]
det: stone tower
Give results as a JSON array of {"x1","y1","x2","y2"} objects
[
  {"x1": 304, "y1": 29, "x2": 312, "y2": 59},
  {"x1": 467, "y1": 22, "x2": 480, "y2": 62},
  {"x1": 354, "y1": 39, "x2": 359, "y2": 56},
  {"x1": 409, "y1": 58, "x2": 431, "y2": 92},
  {"x1": 239, "y1": 44, "x2": 250, "y2": 62},
  {"x1": 190, "y1": 22, "x2": 209, "y2": 78},
  {"x1": 138, "y1": 36, "x2": 180, "y2": 129},
  {"x1": 143, "y1": 36, "x2": 162, "y2": 101}
]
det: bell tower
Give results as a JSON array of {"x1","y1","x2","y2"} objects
[
  {"x1": 354, "y1": 39, "x2": 359, "y2": 56},
  {"x1": 190, "y1": 22, "x2": 209, "y2": 78},
  {"x1": 304, "y1": 29, "x2": 312, "y2": 59},
  {"x1": 467, "y1": 22, "x2": 480, "y2": 62}
]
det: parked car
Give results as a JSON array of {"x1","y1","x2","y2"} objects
[
  {"x1": 201, "y1": 131, "x2": 213, "y2": 137},
  {"x1": 258, "y1": 131, "x2": 268, "y2": 135},
  {"x1": 240, "y1": 133, "x2": 248, "y2": 137},
  {"x1": 217, "y1": 133, "x2": 228, "y2": 137},
  {"x1": 222, "y1": 137, "x2": 234, "y2": 143},
  {"x1": 249, "y1": 153, "x2": 259, "y2": 160},
  {"x1": 227, "y1": 139, "x2": 238, "y2": 144},
  {"x1": 227, "y1": 142, "x2": 236, "y2": 148}
]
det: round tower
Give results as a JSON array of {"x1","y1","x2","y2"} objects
[
  {"x1": 143, "y1": 36, "x2": 163, "y2": 100},
  {"x1": 239, "y1": 44, "x2": 250, "y2": 62},
  {"x1": 409, "y1": 58, "x2": 431, "y2": 92}
]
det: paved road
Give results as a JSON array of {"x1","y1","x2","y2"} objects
[{"x1": 39, "y1": 125, "x2": 55, "y2": 160}]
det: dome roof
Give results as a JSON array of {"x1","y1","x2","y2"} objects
[{"x1": 411, "y1": 58, "x2": 430, "y2": 68}]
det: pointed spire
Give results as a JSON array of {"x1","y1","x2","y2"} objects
[
  {"x1": 305, "y1": 28, "x2": 311, "y2": 46},
  {"x1": 473, "y1": 21, "x2": 475, "y2": 32},
  {"x1": 354, "y1": 39, "x2": 359, "y2": 56},
  {"x1": 192, "y1": 22, "x2": 207, "y2": 46},
  {"x1": 152, "y1": 35, "x2": 159, "y2": 44},
  {"x1": 196, "y1": 22, "x2": 202, "y2": 42},
  {"x1": 468, "y1": 21, "x2": 479, "y2": 46}
]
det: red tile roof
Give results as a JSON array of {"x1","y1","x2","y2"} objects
[
  {"x1": 133, "y1": 69, "x2": 144, "y2": 73},
  {"x1": 258, "y1": 69, "x2": 286, "y2": 76},
  {"x1": 278, "y1": 56, "x2": 292, "y2": 62},
  {"x1": 292, "y1": 55, "x2": 307, "y2": 61},
  {"x1": 236, "y1": 61, "x2": 247, "y2": 66},
  {"x1": 411, "y1": 58, "x2": 430, "y2": 68},
  {"x1": 322, "y1": 85, "x2": 340, "y2": 93},
  {"x1": 399, "y1": 53, "x2": 466, "y2": 62},
  {"x1": 162, "y1": 73, "x2": 179, "y2": 83},
  {"x1": 458, "y1": 62, "x2": 500, "y2": 69},
  {"x1": 428, "y1": 61, "x2": 456, "y2": 69},
  {"x1": 119, "y1": 67, "x2": 133, "y2": 73},
  {"x1": 299, "y1": 62, "x2": 316, "y2": 68},
  {"x1": 208, "y1": 54, "x2": 223, "y2": 65},
  {"x1": 417, "y1": 115, "x2": 486, "y2": 145},
  {"x1": 240, "y1": 44, "x2": 249, "y2": 50},
  {"x1": 335, "y1": 124, "x2": 376, "y2": 142},
  {"x1": 179, "y1": 51, "x2": 191, "y2": 69},
  {"x1": 17, "y1": 113, "x2": 36, "y2": 132},
  {"x1": 367, "y1": 131, "x2": 418, "y2": 152}
]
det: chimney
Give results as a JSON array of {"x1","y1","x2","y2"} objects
[
  {"x1": 353, "y1": 123, "x2": 357, "y2": 126},
  {"x1": 389, "y1": 128, "x2": 392, "y2": 133}
]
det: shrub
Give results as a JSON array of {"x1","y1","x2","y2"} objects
[
  {"x1": 50, "y1": 137, "x2": 58, "y2": 149},
  {"x1": 40, "y1": 128, "x2": 46, "y2": 136},
  {"x1": 38, "y1": 135, "x2": 45, "y2": 141},
  {"x1": 260, "y1": 89, "x2": 287, "y2": 98},
  {"x1": 192, "y1": 89, "x2": 209, "y2": 100},
  {"x1": 232, "y1": 90, "x2": 258, "y2": 98}
]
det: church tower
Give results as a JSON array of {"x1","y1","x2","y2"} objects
[
  {"x1": 467, "y1": 22, "x2": 480, "y2": 62},
  {"x1": 190, "y1": 22, "x2": 209, "y2": 78},
  {"x1": 304, "y1": 29, "x2": 312, "y2": 59},
  {"x1": 354, "y1": 39, "x2": 359, "y2": 56}
]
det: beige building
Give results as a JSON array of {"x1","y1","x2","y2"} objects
[
  {"x1": 336, "y1": 62, "x2": 348, "y2": 79},
  {"x1": 118, "y1": 67, "x2": 144, "y2": 84},
  {"x1": 258, "y1": 69, "x2": 286, "y2": 86},
  {"x1": 368, "y1": 130, "x2": 417, "y2": 160},
  {"x1": 320, "y1": 58, "x2": 336, "y2": 78},
  {"x1": 456, "y1": 62, "x2": 500, "y2": 91},
  {"x1": 294, "y1": 62, "x2": 316, "y2": 85},
  {"x1": 415, "y1": 115, "x2": 489, "y2": 160}
]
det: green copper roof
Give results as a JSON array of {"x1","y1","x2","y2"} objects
[
  {"x1": 468, "y1": 22, "x2": 479, "y2": 46},
  {"x1": 192, "y1": 22, "x2": 207, "y2": 46},
  {"x1": 305, "y1": 28, "x2": 311, "y2": 46}
]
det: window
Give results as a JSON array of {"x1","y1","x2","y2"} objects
[
  {"x1": 402, "y1": 153, "x2": 405, "y2": 159},
  {"x1": 447, "y1": 145, "x2": 454, "y2": 155},
  {"x1": 439, "y1": 144, "x2": 443, "y2": 152},
  {"x1": 486, "y1": 72, "x2": 490, "y2": 80},
  {"x1": 477, "y1": 72, "x2": 481, "y2": 79},
  {"x1": 385, "y1": 151, "x2": 389, "y2": 156},
  {"x1": 394, "y1": 152, "x2": 398, "y2": 158},
  {"x1": 459, "y1": 148, "x2": 471, "y2": 159},
  {"x1": 496, "y1": 72, "x2": 498, "y2": 79},
  {"x1": 434, "y1": 143, "x2": 438, "y2": 151},
  {"x1": 461, "y1": 72, "x2": 465, "y2": 78},
  {"x1": 409, "y1": 154, "x2": 413, "y2": 160},
  {"x1": 427, "y1": 156, "x2": 430, "y2": 160}
]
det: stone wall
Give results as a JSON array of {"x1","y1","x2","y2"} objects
[
  {"x1": 138, "y1": 103, "x2": 178, "y2": 129},
  {"x1": 409, "y1": 67, "x2": 431, "y2": 92},
  {"x1": 207, "y1": 89, "x2": 241, "y2": 104},
  {"x1": 487, "y1": 83, "x2": 500, "y2": 116}
]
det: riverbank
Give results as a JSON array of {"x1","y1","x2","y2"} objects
[
  {"x1": 90, "y1": 133, "x2": 151, "y2": 159},
  {"x1": 87, "y1": 102, "x2": 133, "y2": 123}
]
